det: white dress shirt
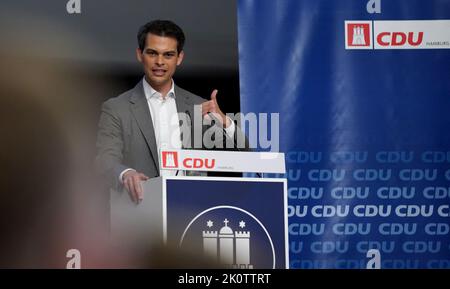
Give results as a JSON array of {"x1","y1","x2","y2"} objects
[{"x1": 143, "y1": 78, "x2": 182, "y2": 177}]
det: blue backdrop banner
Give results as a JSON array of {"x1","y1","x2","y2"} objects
[{"x1": 238, "y1": 0, "x2": 450, "y2": 268}]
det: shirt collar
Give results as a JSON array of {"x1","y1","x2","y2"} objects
[{"x1": 142, "y1": 77, "x2": 176, "y2": 101}]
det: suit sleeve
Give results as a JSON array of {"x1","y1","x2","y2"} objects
[
  {"x1": 232, "y1": 119, "x2": 250, "y2": 151},
  {"x1": 95, "y1": 100, "x2": 129, "y2": 190}
]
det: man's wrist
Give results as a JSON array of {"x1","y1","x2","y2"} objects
[
  {"x1": 224, "y1": 115, "x2": 231, "y2": 128},
  {"x1": 119, "y1": 168, "x2": 136, "y2": 184}
]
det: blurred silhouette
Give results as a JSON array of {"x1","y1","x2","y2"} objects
[
  {"x1": 0, "y1": 13, "x2": 222, "y2": 269},
  {"x1": 0, "y1": 68, "x2": 70, "y2": 268},
  {"x1": 0, "y1": 13, "x2": 108, "y2": 268}
]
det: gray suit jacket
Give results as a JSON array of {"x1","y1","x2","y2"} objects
[{"x1": 96, "y1": 80, "x2": 247, "y2": 190}]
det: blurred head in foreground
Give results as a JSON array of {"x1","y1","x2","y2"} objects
[
  {"x1": 0, "y1": 12, "x2": 107, "y2": 268},
  {"x1": 0, "y1": 13, "x2": 222, "y2": 269}
]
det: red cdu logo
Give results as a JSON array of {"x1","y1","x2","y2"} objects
[
  {"x1": 162, "y1": 151, "x2": 179, "y2": 168},
  {"x1": 376, "y1": 31, "x2": 424, "y2": 47},
  {"x1": 345, "y1": 21, "x2": 373, "y2": 49},
  {"x1": 182, "y1": 158, "x2": 216, "y2": 169}
]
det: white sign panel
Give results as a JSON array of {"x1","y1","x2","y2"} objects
[
  {"x1": 160, "y1": 150, "x2": 286, "y2": 174},
  {"x1": 345, "y1": 20, "x2": 450, "y2": 50},
  {"x1": 374, "y1": 20, "x2": 450, "y2": 49}
]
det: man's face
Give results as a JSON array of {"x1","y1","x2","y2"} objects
[{"x1": 136, "y1": 33, "x2": 184, "y2": 91}]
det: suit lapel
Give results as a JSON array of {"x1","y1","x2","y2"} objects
[
  {"x1": 174, "y1": 85, "x2": 192, "y2": 117},
  {"x1": 175, "y1": 85, "x2": 194, "y2": 149},
  {"x1": 129, "y1": 81, "x2": 159, "y2": 171}
]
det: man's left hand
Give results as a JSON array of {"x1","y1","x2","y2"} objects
[{"x1": 201, "y1": 89, "x2": 231, "y2": 128}]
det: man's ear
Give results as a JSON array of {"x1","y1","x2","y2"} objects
[
  {"x1": 136, "y1": 48, "x2": 143, "y2": 63},
  {"x1": 177, "y1": 51, "x2": 184, "y2": 66}
]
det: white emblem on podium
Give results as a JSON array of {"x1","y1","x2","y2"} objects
[
  {"x1": 180, "y1": 205, "x2": 277, "y2": 268},
  {"x1": 202, "y1": 218, "x2": 253, "y2": 269}
]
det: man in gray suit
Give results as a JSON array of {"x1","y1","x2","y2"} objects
[{"x1": 96, "y1": 20, "x2": 246, "y2": 204}]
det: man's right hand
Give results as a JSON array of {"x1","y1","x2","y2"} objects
[{"x1": 122, "y1": 170, "x2": 149, "y2": 204}]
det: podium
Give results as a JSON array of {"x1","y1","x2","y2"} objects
[{"x1": 111, "y1": 151, "x2": 289, "y2": 269}]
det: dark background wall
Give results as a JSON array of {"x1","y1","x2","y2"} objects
[{"x1": 1, "y1": 0, "x2": 241, "y2": 113}]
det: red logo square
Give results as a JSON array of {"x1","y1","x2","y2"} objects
[{"x1": 162, "y1": 151, "x2": 179, "y2": 168}]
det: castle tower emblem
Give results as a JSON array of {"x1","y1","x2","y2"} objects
[
  {"x1": 202, "y1": 218, "x2": 253, "y2": 269},
  {"x1": 352, "y1": 25, "x2": 366, "y2": 45}
]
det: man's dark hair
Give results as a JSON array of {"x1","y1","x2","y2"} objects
[{"x1": 137, "y1": 20, "x2": 185, "y2": 53}]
